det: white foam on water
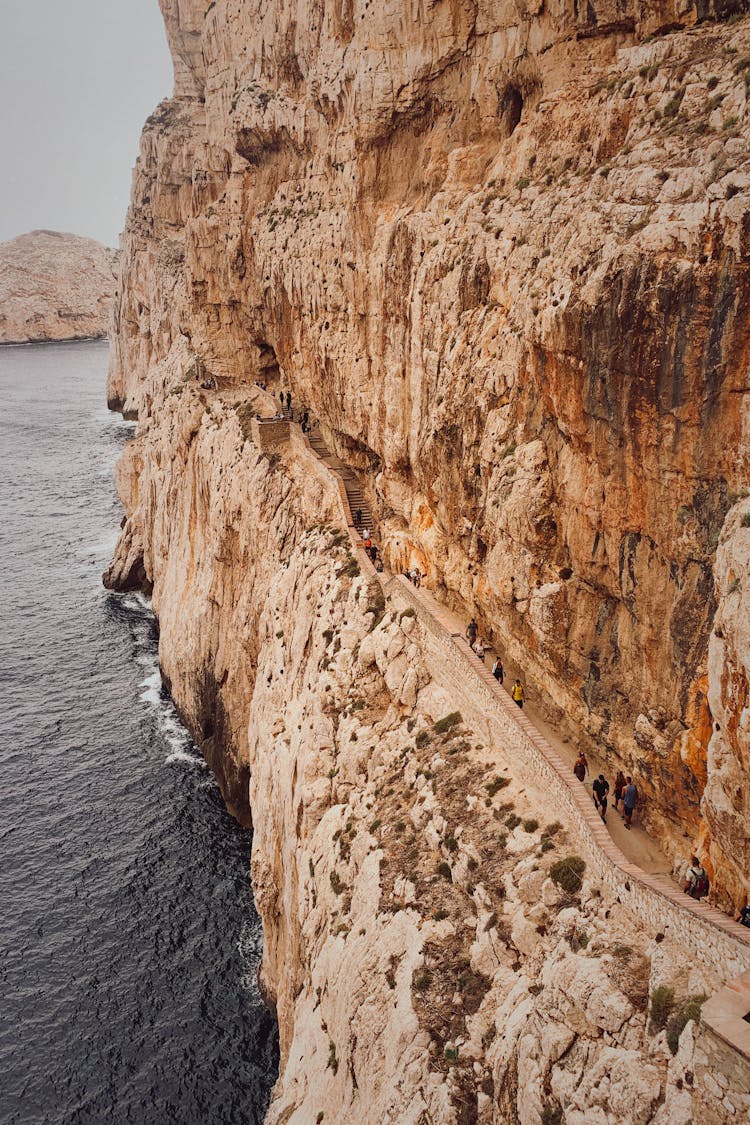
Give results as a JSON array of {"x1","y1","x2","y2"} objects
[
  {"x1": 119, "y1": 590, "x2": 212, "y2": 768},
  {"x1": 139, "y1": 670, "x2": 163, "y2": 706},
  {"x1": 238, "y1": 918, "x2": 264, "y2": 994},
  {"x1": 165, "y1": 746, "x2": 207, "y2": 767}
]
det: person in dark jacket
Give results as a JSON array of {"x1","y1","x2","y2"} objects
[{"x1": 592, "y1": 774, "x2": 609, "y2": 822}]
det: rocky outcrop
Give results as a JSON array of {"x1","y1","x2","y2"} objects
[
  {"x1": 0, "y1": 231, "x2": 118, "y2": 344},
  {"x1": 105, "y1": 378, "x2": 748, "y2": 1122},
  {"x1": 105, "y1": 0, "x2": 750, "y2": 1119},
  {"x1": 108, "y1": 0, "x2": 750, "y2": 900}
]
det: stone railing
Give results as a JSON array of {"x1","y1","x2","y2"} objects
[
  {"x1": 250, "y1": 416, "x2": 291, "y2": 451},
  {"x1": 387, "y1": 574, "x2": 750, "y2": 981},
  {"x1": 290, "y1": 409, "x2": 750, "y2": 990}
]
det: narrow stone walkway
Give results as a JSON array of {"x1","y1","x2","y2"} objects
[
  {"x1": 292, "y1": 407, "x2": 750, "y2": 979},
  {"x1": 412, "y1": 584, "x2": 672, "y2": 876},
  {"x1": 298, "y1": 411, "x2": 669, "y2": 874}
]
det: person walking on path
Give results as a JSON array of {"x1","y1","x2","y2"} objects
[
  {"x1": 613, "y1": 770, "x2": 626, "y2": 811},
  {"x1": 492, "y1": 656, "x2": 504, "y2": 683},
  {"x1": 473, "y1": 638, "x2": 485, "y2": 661},
  {"x1": 573, "y1": 752, "x2": 588, "y2": 783},
  {"x1": 285, "y1": 390, "x2": 292, "y2": 414},
  {"x1": 622, "y1": 777, "x2": 637, "y2": 829},
  {"x1": 737, "y1": 898, "x2": 750, "y2": 927},
  {"x1": 683, "y1": 856, "x2": 708, "y2": 899},
  {"x1": 354, "y1": 508, "x2": 362, "y2": 527},
  {"x1": 466, "y1": 618, "x2": 478, "y2": 646},
  {"x1": 592, "y1": 774, "x2": 609, "y2": 822},
  {"x1": 511, "y1": 679, "x2": 525, "y2": 708}
]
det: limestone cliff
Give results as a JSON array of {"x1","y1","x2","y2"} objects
[
  {"x1": 105, "y1": 377, "x2": 750, "y2": 1122},
  {"x1": 0, "y1": 231, "x2": 118, "y2": 344},
  {"x1": 108, "y1": 0, "x2": 750, "y2": 902},
  {"x1": 105, "y1": 0, "x2": 750, "y2": 1120}
]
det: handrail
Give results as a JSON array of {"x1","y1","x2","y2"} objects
[{"x1": 288, "y1": 412, "x2": 750, "y2": 983}]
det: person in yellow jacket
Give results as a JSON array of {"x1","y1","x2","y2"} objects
[{"x1": 511, "y1": 679, "x2": 525, "y2": 708}]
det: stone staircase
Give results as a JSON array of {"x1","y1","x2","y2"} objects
[{"x1": 307, "y1": 426, "x2": 374, "y2": 532}]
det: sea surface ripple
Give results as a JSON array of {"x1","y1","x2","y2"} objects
[{"x1": 0, "y1": 341, "x2": 278, "y2": 1124}]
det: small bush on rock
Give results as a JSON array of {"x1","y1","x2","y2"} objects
[
  {"x1": 541, "y1": 1103, "x2": 563, "y2": 1125},
  {"x1": 666, "y1": 994, "x2": 707, "y2": 1054},
  {"x1": 433, "y1": 711, "x2": 462, "y2": 735},
  {"x1": 550, "y1": 855, "x2": 586, "y2": 894},
  {"x1": 649, "y1": 985, "x2": 675, "y2": 1033},
  {"x1": 486, "y1": 776, "x2": 511, "y2": 797}
]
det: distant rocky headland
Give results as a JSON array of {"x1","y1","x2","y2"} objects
[{"x1": 0, "y1": 230, "x2": 118, "y2": 344}]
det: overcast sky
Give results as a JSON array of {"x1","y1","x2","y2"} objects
[{"x1": 0, "y1": 0, "x2": 173, "y2": 248}]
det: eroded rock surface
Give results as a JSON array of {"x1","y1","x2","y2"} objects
[
  {"x1": 109, "y1": 0, "x2": 750, "y2": 898},
  {"x1": 105, "y1": 379, "x2": 748, "y2": 1122},
  {"x1": 0, "y1": 231, "x2": 118, "y2": 344},
  {"x1": 106, "y1": 0, "x2": 750, "y2": 1119}
]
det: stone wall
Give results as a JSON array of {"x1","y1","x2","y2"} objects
[
  {"x1": 251, "y1": 417, "x2": 291, "y2": 451},
  {"x1": 386, "y1": 573, "x2": 750, "y2": 983}
]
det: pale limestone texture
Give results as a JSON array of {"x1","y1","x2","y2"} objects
[
  {"x1": 108, "y1": 0, "x2": 750, "y2": 901},
  {"x1": 105, "y1": 374, "x2": 747, "y2": 1121},
  {"x1": 105, "y1": 0, "x2": 750, "y2": 1119},
  {"x1": 0, "y1": 231, "x2": 117, "y2": 344}
]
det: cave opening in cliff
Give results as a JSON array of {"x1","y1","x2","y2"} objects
[
  {"x1": 501, "y1": 85, "x2": 524, "y2": 137},
  {"x1": 256, "y1": 340, "x2": 280, "y2": 386}
]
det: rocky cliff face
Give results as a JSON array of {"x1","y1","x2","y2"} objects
[
  {"x1": 0, "y1": 231, "x2": 117, "y2": 344},
  {"x1": 109, "y1": 0, "x2": 750, "y2": 902},
  {"x1": 106, "y1": 0, "x2": 750, "y2": 1119},
  {"x1": 105, "y1": 379, "x2": 749, "y2": 1122}
]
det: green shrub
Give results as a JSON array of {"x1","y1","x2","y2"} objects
[
  {"x1": 444, "y1": 835, "x2": 459, "y2": 852},
  {"x1": 415, "y1": 730, "x2": 431, "y2": 748},
  {"x1": 437, "y1": 861, "x2": 452, "y2": 880},
  {"x1": 399, "y1": 607, "x2": 416, "y2": 621},
  {"x1": 486, "y1": 776, "x2": 511, "y2": 797},
  {"x1": 742, "y1": 513, "x2": 750, "y2": 527},
  {"x1": 369, "y1": 819, "x2": 382, "y2": 834},
  {"x1": 413, "y1": 971, "x2": 432, "y2": 990},
  {"x1": 327, "y1": 1040, "x2": 338, "y2": 1075},
  {"x1": 649, "y1": 985, "x2": 676, "y2": 1033},
  {"x1": 505, "y1": 813, "x2": 521, "y2": 830},
  {"x1": 516, "y1": 176, "x2": 530, "y2": 191},
  {"x1": 666, "y1": 994, "x2": 707, "y2": 1054},
  {"x1": 550, "y1": 855, "x2": 586, "y2": 894},
  {"x1": 344, "y1": 558, "x2": 361, "y2": 578},
  {"x1": 433, "y1": 711, "x2": 462, "y2": 735},
  {"x1": 433, "y1": 908, "x2": 449, "y2": 921},
  {"x1": 523, "y1": 818, "x2": 539, "y2": 833},
  {"x1": 541, "y1": 821, "x2": 562, "y2": 839},
  {"x1": 663, "y1": 88, "x2": 685, "y2": 119},
  {"x1": 541, "y1": 1102, "x2": 563, "y2": 1125},
  {"x1": 329, "y1": 870, "x2": 345, "y2": 895}
]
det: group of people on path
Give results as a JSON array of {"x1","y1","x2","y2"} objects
[
  {"x1": 573, "y1": 754, "x2": 638, "y2": 829},
  {"x1": 466, "y1": 617, "x2": 524, "y2": 707},
  {"x1": 353, "y1": 518, "x2": 384, "y2": 572}
]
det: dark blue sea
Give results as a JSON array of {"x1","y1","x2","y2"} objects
[{"x1": 0, "y1": 341, "x2": 278, "y2": 1124}]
